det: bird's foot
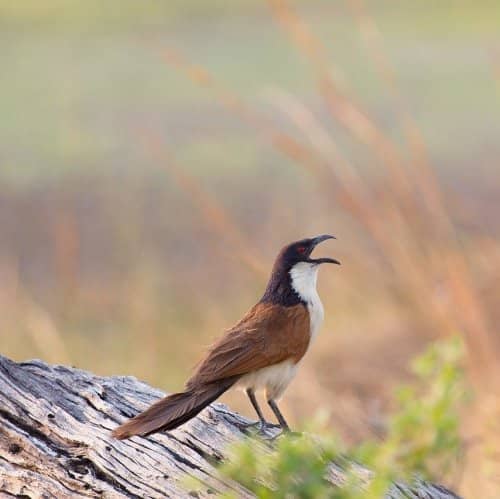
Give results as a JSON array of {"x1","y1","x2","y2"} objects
[
  {"x1": 258, "y1": 421, "x2": 281, "y2": 438},
  {"x1": 241, "y1": 420, "x2": 280, "y2": 439},
  {"x1": 240, "y1": 419, "x2": 279, "y2": 431}
]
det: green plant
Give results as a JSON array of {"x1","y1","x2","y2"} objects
[{"x1": 218, "y1": 337, "x2": 465, "y2": 498}]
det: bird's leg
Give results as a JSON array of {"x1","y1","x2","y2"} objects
[
  {"x1": 241, "y1": 388, "x2": 278, "y2": 434},
  {"x1": 267, "y1": 399, "x2": 290, "y2": 433},
  {"x1": 243, "y1": 388, "x2": 267, "y2": 431}
]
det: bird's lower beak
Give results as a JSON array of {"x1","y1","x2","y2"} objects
[
  {"x1": 312, "y1": 257, "x2": 341, "y2": 265},
  {"x1": 309, "y1": 234, "x2": 340, "y2": 265}
]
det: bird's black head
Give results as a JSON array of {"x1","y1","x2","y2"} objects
[
  {"x1": 261, "y1": 235, "x2": 340, "y2": 306},
  {"x1": 278, "y1": 234, "x2": 340, "y2": 269}
]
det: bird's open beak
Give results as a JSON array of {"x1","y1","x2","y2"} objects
[{"x1": 309, "y1": 234, "x2": 340, "y2": 265}]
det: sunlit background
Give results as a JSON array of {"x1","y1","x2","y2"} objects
[{"x1": 1, "y1": 1, "x2": 499, "y2": 495}]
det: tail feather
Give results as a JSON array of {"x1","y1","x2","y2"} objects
[{"x1": 112, "y1": 377, "x2": 237, "y2": 440}]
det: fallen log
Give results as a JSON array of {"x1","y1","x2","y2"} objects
[{"x1": 0, "y1": 356, "x2": 461, "y2": 498}]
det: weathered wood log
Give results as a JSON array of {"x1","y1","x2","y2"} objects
[{"x1": 0, "y1": 356, "x2": 461, "y2": 498}]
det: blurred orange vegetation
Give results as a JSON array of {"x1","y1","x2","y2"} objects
[{"x1": 1, "y1": 0, "x2": 499, "y2": 496}]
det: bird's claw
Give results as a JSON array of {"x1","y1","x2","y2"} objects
[
  {"x1": 240, "y1": 420, "x2": 281, "y2": 439},
  {"x1": 240, "y1": 420, "x2": 278, "y2": 431}
]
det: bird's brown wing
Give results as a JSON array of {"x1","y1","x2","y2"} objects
[{"x1": 186, "y1": 302, "x2": 310, "y2": 388}]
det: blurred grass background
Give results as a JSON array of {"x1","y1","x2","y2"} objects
[{"x1": 1, "y1": 0, "x2": 499, "y2": 495}]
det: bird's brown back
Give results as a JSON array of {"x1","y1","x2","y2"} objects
[{"x1": 186, "y1": 302, "x2": 310, "y2": 389}]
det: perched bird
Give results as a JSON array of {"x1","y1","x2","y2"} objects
[{"x1": 112, "y1": 235, "x2": 339, "y2": 440}]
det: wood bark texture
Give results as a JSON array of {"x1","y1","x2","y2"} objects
[{"x1": 0, "y1": 356, "x2": 461, "y2": 498}]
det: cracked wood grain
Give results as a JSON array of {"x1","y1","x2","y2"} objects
[{"x1": 0, "y1": 356, "x2": 461, "y2": 498}]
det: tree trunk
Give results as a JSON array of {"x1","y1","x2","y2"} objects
[{"x1": 0, "y1": 356, "x2": 460, "y2": 498}]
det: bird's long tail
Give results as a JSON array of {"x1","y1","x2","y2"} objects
[{"x1": 112, "y1": 377, "x2": 237, "y2": 440}]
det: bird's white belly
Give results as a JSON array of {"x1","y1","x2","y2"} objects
[{"x1": 237, "y1": 359, "x2": 298, "y2": 400}]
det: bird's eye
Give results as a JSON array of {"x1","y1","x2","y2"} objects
[{"x1": 297, "y1": 246, "x2": 306, "y2": 254}]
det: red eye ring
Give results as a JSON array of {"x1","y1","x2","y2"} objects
[{"x1": 297, "y1": 246, "x2": 306, "y2": 254}]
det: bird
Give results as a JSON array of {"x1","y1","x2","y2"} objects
[{"x1": 112, "y1": 234, "x2": 339, "y2": 440}]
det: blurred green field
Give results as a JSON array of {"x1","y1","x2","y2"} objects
[
  {"x1": 1, "y1": 2, "x2": 500, "y2": 495},
  {"x1": 1, "y1": 0, "x2": 499, "y2": 187}
]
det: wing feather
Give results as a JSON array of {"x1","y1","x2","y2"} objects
[{"x1": 186, "y1": 302, "x2": 310, "y2": 388}]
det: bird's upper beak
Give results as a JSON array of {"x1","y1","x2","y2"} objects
[
  {"x1": 312, "y1": 234, "x2": 335, "y2": 246},
  {"x1": 309, "y1": 234, "x2": 340, "y2": 265}
]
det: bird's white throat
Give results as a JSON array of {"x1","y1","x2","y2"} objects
[{"x1": 289, "y1": 262, "x2": 325, "y2": 342}]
